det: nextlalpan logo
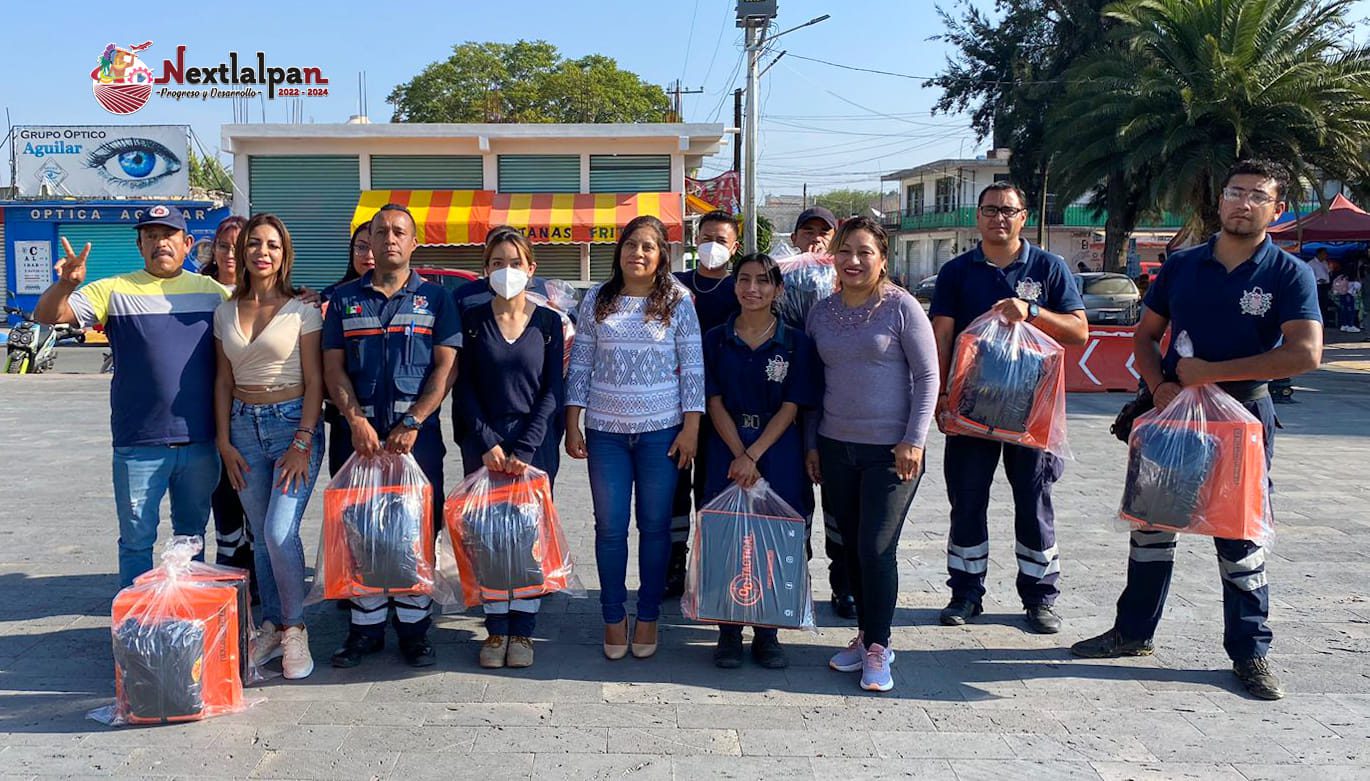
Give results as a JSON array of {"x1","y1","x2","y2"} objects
[{"x1": 90, "y1": 41, "x2": 329, "y2": 115}]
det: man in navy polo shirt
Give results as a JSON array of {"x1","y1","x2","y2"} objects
[
  {"x1": 1072, "y1": 159, "x2": 1322, "y2": 701},
  {"x1": 929, "y1": 182, "x2": 1087, "y2": 635},
  {"x1": 323, "y1": 204, "x2": 461, "y2": 669}
]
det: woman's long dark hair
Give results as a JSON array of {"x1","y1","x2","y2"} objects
[
  {"x1": 337, "y1": 223, "x2": 370, "y2": 286},
  {"x1": 594, "y1": 215, "x2": 681, "y2": 325}
]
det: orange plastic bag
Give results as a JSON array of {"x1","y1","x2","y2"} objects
[
  {"x1": 940, "y1": 311, "x2": 1069, "y2": 458},
  {"x1": 134, "y1": 555, "x2": 262, "y2": 685},
  {"x1": 1117, "y1": 332, "x2": 1272, "y2": 543},
  {"x1": 309, "y1": 452, "x2": 434, "y2": 602},
  {"x1": 90, "y1": 537, "x2": 248, "y2": 726},
  {"x1": 440, "y1": 467, "x2": 582, "y2": 607}
]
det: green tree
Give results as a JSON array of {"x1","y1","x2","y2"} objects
[
  {"x1": 1050, "y1": 0, "x2": 1370, "y2": 244},
  {"x1": 813, "y1": 189, "x2": 882, "y2": 219},
  {"x1": 388, "y1": 41, "x2": 670, "y2": 123},
  {"x1": 929, "y1": 1, "x2": 1112, "y2": 244},
  {"x1": 188, "y1": 150, "x2": 232, "y2": 193}
]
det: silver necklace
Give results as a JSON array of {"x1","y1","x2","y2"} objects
[
  {"x1": 736, "y1": 316, "x2": 777, "y2": 345},
  {"x1": 692, "y1": 270, "x2": 727, "y2": 294}
]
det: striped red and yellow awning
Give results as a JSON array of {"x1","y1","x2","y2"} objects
[{"x1": 351, "y1": 190, "x2": 683, "y2": 246}]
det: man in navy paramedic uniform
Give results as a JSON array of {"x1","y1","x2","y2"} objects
[
  {"x1": 929, "y1": 182, "x2": 1087, "y2": 635},
  {"x1": 1072, "y1": 159, "x2": 1322, "y2": 701},
  {"x1": 323, "y1": 204, "x2": 461, "y2": 669}
]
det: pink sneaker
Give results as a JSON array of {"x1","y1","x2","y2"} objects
[
  {"x1": 861, "y1": 643, "x2": 894, "y2": 692},
  {"x1": 829, "y1": 633, "x2": 866, "y2": 672}
]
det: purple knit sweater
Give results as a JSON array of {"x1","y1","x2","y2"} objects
[{"x1": 805, "y1": 285, "x2": 940, "y2": 448}]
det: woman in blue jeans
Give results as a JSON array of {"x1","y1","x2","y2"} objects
[
  {"x1": 565, "y1": 215, "x2": 705, "y2": 660},
  {"x1": 214, "y1": 213, "x2": 325, "y2": 680}
]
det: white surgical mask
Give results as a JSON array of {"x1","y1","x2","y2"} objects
[
  {"x1": 488, "y1": 266, "x2": 529, "y2": 300},
  {"x1": 696, "y1": 241, "x2": 731, "y2": 270}
]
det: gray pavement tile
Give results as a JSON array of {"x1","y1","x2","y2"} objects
[
  {"x1": 392, "y1": 751, "x2": 534, "y2": 780},
  {"x1": 948, "y1": 759, "x2": 1103, "y2": 780},
  {"x1": 359, "y1": 672, "x2": 487, "y2": 703},
  {"x1": 211, "y1": 723, "x2": 352, "y2": 752},
  {"x1": 530, "y1": 753, "x2": 671, "y2": 780},
  {"x1": 1275, "y1": 735, "x2": 1370, "y2": 763},
  {"x1": 799, "y1": 703, "x2": 937, "y2": 732},
  {"x1": 868, "y1": 730, "x2": 1013, "y2": 760},
  {"x1": 606, "y1": 727, "x2": 740, "y2": 756},
  {"x1": 247, "y1": 747, "x2": 398, "y2": 779},
  {"x1": 673, "y1": 755, "x2": 813, "y2": 779},
  {"x1": 1235, "y1": 764, "x2": 1370, "y2": 780},
  {"x1": 422, "y1": 702, "x2": 553, "y2": 727},
  {"x1": 120, "y1": 745, "x2": 266, "y2": 777},
  {"x1": 470, "y1": 725, "x2": 609, "y2": 753},
  {"x1": 1090, "y1": 762, "x2": 1246, "y2": 781},
  {"x1": 548, "y1": 702, "x2": 676, "y2": 728},
  {"x1": 739, "y1": 728, "x2": 878, "y2": 758},
  {"x1": 0, "y1": 745, "x2": 132, "y2": 776},
  {"x1": 1003, "y1": 733, "x2": 1158, "y2": 763},
  {"x1": 675, "y1": 704, "x2": 807, "y2": 731},
  {"x1": 808, "y1": 757, "x2": 955, "y2": 779},
  {"x1": 297, "y1": 701, "x2": 437, "y2": 726},
  {"x1": 923, "y1": 705, "x2": 1068, "y2": 735}
]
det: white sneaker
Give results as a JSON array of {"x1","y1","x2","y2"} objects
[
  {"x1": 281, "y1": 626, "x2": 314, "y2": 679},
  {"x1": 252, "y1": 621, "x2": 284, "y2": 666},
  {"x1": 1350, "y1": 326, "x2": 1362, "y2": 333}
]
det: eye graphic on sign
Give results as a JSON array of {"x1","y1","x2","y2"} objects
[{"x1": 83, "y1": 137, "x2": 183, "y2": 190}]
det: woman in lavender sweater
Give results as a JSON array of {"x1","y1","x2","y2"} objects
[{"x1": 805, "y1": 216, "x2": 940, "y2": 693}]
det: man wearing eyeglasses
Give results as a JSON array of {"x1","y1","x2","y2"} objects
[
  {"x1": 928, "y1": 182, "x2": 1087, "y2": 635},
  {"x1": 1072, "y1": 160, "x2": 1322, "y2": 701}
]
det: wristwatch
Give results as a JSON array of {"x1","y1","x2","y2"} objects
[
  {"x1": 401, "y1": 413, "x2": 422, "y2": 431},
  {"x1": 1027, "y1": 302, "x2": 1041, "y2": 321}
]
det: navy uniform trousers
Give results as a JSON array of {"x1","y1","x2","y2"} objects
[
  {"x1": 1114, "y1": 396, "x2": 1277, "y2": 662},
  {"x1": 945, "y1": 436, "x2": 1063, "y2": 607}
]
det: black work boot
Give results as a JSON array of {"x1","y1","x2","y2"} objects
[
  {"x1": 714, "y1": 626, "x2": 744, "y2": 669},
  {"x1": 1025, "y1": 605, "x2": 1063, "y2": 634},
  {"x1": 750, "y1": 629, "x2": 788, "y2": 669},
  {"x1": 830, "y1": 593, "x2": 857, "y2": 620},
  {"x1": 939, "y1": 598, "x2": 983, "y2": 627},
  {"x1": 1070, "y1": 628, "x2": 1155, "y2": 659},
  {"x1": 330, "y1": 628, "x2": 384, "y2": 668},
  {"x1": 1233, "y1": 657, "x2": 1285, "y2": 700},
  {"x1": 399, "y1": 633, "x2": 436, "y2": 668}
]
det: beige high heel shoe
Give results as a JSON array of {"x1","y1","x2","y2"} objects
[
  {"x1": 603, "y1": 620, "x2": 628, "y2": 660},
  {"x1": 631, "y1": 619, "x2": 658, "y2": 659}
]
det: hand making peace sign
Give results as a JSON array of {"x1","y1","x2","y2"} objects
[{"x1": 56, "y1": 237, "x2": 92, "y2": 288}]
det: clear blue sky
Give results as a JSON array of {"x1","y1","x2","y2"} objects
[{"x1": 6, "y1": 1, "x2": 1364, "y2": 197}]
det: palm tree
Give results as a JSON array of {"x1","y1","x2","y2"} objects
[{"x1": 1049, "y1": 0, "x2": 1370, "y2": 252}]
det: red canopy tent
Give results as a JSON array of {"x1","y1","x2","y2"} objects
[{"x1": 1269, "y1": 194, "x2": 1370, "y2": 242}]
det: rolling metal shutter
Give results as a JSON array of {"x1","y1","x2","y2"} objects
[
  {"x1": 58, "y1": 225, "x2": 145, "y2": 281},
  {"x1": 248, "y1": 156, "x2": 360, "y2": 289},
  {"x1": 497, "y1": 155, "x2": 580, "y2": 193},
  {"x1": 411, "y1": 245, "x2": 485, "y2": 273},
  {"x1": 589, "y1": 155, "x2": 671, "y2": 193},
  {"x1": 370, "y1": 156, "x2": 483, "y2": 190},
  {"x1": 530, "y1": 245, "x2": 582, "y2": 283},
  {"x1": 0, "y1": 222, "x2": 6, "y2": 300},
  {"x1": 589, "y1": 245, "x2": 617, "y2": 282}
]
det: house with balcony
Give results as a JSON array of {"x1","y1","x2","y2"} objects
[{"x1": 881, "y1": 150, "x2": 1184, "y2": 283}]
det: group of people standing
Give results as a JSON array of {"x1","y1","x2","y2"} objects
[{"x1": 35, "y1": 156, "x2": 1320, "y2": 700}]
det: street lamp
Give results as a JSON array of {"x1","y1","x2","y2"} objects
[{"x1": 738, "y1": 5, "x2": 830, "y2": 253}]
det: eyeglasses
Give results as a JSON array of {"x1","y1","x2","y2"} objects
[
  {"x1": 1222, "y1": 187, "x2": 1278, "y2": 206},
  {"x1": 978, "y1": 205, "x2": 1026, "y2": 219}
]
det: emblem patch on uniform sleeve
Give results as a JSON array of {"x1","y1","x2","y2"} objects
[
  {"x1": 1015, "y1": 278, "x2": 1043, "y2": 301},
  {"x1": 346, "y1": 303, "x2": 363, "y2": 315},
  {"x1": 765, "y1": 355, "x2": 789, "y2": 383},
  {"x1": 1239, "y1": 287, "x2": 1273, "y2": 316},
  {"x1": 412, "y1": 295, "x2": 428, "y2": 312}
]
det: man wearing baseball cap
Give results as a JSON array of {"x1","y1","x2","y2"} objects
[
  {"x1": 36, "y1": 205, "x2": 231, "y2": 586},
  {"x1": 792, "y1": 206, "x2": 837, "y2": 256}
]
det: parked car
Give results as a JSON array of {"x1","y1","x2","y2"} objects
[
  {"x1": 913, "y1": 274, "x2": 937, "y2": 312},
  {"x1": 413, "y1": 266, "x2": 480, "y2": 294},
  {"x1": 1073, "y1": 272, "x2": 1141, "y2": 325}
]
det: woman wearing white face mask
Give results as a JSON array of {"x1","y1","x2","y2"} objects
[{"x1": 454, "y1": 226, "x2": 566, "y2": 670}]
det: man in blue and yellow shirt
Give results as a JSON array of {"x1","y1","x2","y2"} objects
[
  {"x1": 35, "y1": 205, "x2": 229, "y2": 587},
  {"x1": 323, "y1": 204, "x2": 460, "y2": 669}
]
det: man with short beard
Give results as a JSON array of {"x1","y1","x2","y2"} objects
[
  {"x1": 1072, "y1": 159, "x2": 1323, "y2": 701},
  {"x1": 35, "y1": 206, "x2": 230, "y2": 587}
]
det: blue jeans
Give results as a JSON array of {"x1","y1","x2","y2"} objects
[
  {"x1": 113, "y1": 442, "x2": 221, "y2": 587},
  {"x1": 587, "y1": 426, "x2": 681, "y2": 624},
  {"x1": 230, "y1": 398, "x2": 323, "y2": 627}
]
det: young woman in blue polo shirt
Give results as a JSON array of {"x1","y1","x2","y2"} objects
[{"x1": 701, "y1": 253, "x2": 820, "y2": 670}]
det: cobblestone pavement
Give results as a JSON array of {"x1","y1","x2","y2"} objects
[{"x1": 1, "y1": 346, "x2": 1367, "y2": 779}]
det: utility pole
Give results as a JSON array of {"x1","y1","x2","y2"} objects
[
  {"x1": 743, "y1": 22, "x2": 761, "y2": 253},
  {"x1": 732, "y1": 89, "x2": 742, "y2": 174},
  {"x1": 667, "y1": 80, "x2": 704, "y2": 122},
  {"x1": 802, "y1": 182, "x2": 807, "y2": 209}
]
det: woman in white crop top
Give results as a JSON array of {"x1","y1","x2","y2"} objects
[{"x1": 213, "y1": 213, "x2": 324, "y2": 680}]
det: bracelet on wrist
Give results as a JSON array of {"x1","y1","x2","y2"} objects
[
  {"x1": 290, "y1": 438, "x2": 311, "y2": 453},
  {"x1": 295, "y1": 427, "x2": 314, "y2": 438}
]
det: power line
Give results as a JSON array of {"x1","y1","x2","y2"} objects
[{"x1": 678, "y1": 0, "x2": 701, "y2": 85}]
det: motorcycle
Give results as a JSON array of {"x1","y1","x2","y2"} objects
[{"x1": 4, "y1": 299, "x2": 83, "y2": 374}]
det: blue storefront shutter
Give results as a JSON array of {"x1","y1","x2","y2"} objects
[
  {"x1": 58, "y1": 224, "x2": 145, "y2": 282},
  {"x1": 371, "y1": 156, "x2": 484, "y2": 190},
  {"x1": 497, "y1": 155, "x2": 581, "y2": 193},
  {"x1": 248, "y1": 156, "x2": 360, "y2": 288},
  {"x1": 589, "y1": 155, "x2": 671, "y2": 193}
]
